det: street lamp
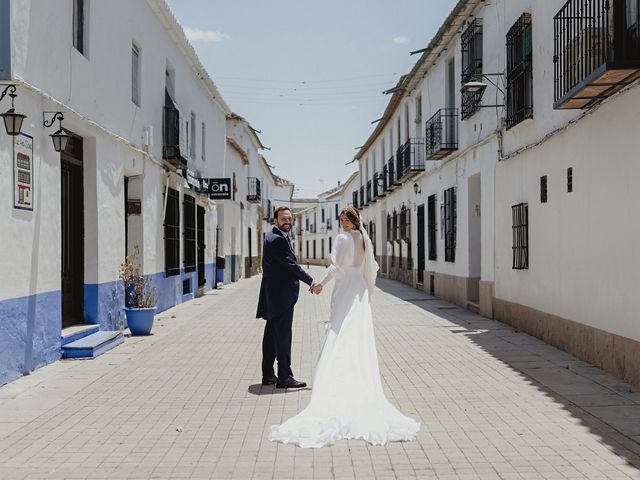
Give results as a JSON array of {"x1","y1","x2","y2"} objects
[
  {"x1": 462, "y1": 80, "x2": 487, "y2": 94},
  {"x1": 413, "y1": 182, "x2": 421, "y2": 195},
  {"x1": 0, "y1": 84, "x2": 27, "y2": 136},
  {"x1": 43, "y1": 112, "x2": 70, "y2": 152},
  {"x1": 461, "y1": 73, "x2": 505, "y2": 108}
]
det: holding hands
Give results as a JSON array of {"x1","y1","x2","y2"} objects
[{"x1": 309, "y1": 283, "x2": 323, "y2": 295}]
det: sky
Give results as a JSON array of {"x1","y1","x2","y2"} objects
[{"x1": 166, "y1": 0, "x2": 458, "y2": 197}]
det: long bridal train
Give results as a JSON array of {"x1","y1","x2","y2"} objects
[{"x1": 269, "y1": 229, "x2": 420, "y2": 448}]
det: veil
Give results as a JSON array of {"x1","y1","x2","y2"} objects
[{"x1": 358, "y1": 214, "x2": 379, "y2": 297}]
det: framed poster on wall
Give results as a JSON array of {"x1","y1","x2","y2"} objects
[{"x1": 14, "y1": 132, "x2": 33, "y2": 211}]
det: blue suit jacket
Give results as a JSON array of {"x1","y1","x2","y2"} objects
[{"x1": 256, "y1": 227, "x2": 313, "y2": 320}]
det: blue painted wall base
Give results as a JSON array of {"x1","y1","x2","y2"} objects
[{"x1": 0, "y1": 290, "x2": 62, "y2": 386}]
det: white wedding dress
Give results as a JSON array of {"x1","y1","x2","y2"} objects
[{"x1": 268, "y1": 228, "x2": 420, "y2": 448}]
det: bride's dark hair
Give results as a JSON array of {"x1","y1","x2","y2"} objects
[{"x1": 340, "y1": 206, "x2": 366, "y2": 249}]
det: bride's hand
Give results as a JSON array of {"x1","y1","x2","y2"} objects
[{"x1": 311, "y1": 284, "x2": 323, "y2": 295}]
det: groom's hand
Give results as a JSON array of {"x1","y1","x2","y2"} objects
[
  {"x1": 311, "y1": 284, "x2": 323, "y2": 295},
  {"x1": 309, "y1": 282, "x2": 317, "y2": 293}
]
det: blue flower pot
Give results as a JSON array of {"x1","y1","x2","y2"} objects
[{"x1": 124, "y1": 307, "x2": 157, "y2": 336}]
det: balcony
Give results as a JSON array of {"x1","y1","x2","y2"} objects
[
  {"x1": 425, "y1": 108, "x2": 458, "y2": 160},
  {"x1": 247, "y1": 177, "x2": 261, "y2": 203},
  {"x1": 366, "y1": 180, "x2": 373, "y2": 204},
  {"x1": 396, "y1": 138, "x2": 426, "y2": 181},
  {"x1": 373, "y1": 171, "x2": 385, "y2": 198},
  {"x1": 378, "y1": 168, "x2": 388, "y2": 196},
  {"x1": 554, "y1": 0, "x2": 640, "y2": 109},
  {"x1": 352, "y1": 191, "x2": 359, "y2": 208},
  {"x1": 326, "y1": 219, "x2": 333, "y2": 231},
  {"x1": 162, "y1": 106, "x2": 187, "y2": 167},
  {"x1": 359, "y1": 186, "x2": 365, "y2": 208},
  {"x1": 386, "y1": 159, "x2": 399, "y2": 190}
]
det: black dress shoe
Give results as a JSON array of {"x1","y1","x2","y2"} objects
[
  {"x1": 262, "y1": 375, "x2": 278, "y2": 386},
  {"x1": 276, "y1": 377, "x2": 307, "y2": 389}
]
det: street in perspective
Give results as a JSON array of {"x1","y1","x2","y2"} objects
[{"x1": 1, "y1": 0, "x2": 640, "y2": 479}]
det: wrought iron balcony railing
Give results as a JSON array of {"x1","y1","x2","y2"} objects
[
  {"x1": 366, "y1": 180, "x2": 373, "y2": 204},
  {"x1": 352, "y1": 190, "x2": 359, "y2": 208},
  {"x1": 378, "y1": 167, "x2": 388, "y2": 195},
  {"x1": 553, "y1": 0, "x2": 640, "y2": 109},
  {"x1": 386, "y1": 159, "x2": 397, "y2": 190},
  {"x1": 359, "y1": 186, "x2": 365, "y2": 207},
  {"x1": 396, "y1": 138, "x2": 426, "y2": 181},
  {"x1": 162, "y1": 106, "x2": 187, "y2": 167},
  {"x1": 247, "y1": 177, "x2": 261, "y2": 203},
  {"x1": 425, "y1": 108, "x2": 458, "y2": 160}
]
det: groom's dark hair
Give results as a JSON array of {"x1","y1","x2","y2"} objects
[{"x1": 273, "y1": 206, "x2": 292, "y2": 221}]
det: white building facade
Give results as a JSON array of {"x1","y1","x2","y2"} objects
[
  {"x1": 354, "y1": 0, "x2": 640, "y2": 386},
  {"x1": 0, "y1": 0, "x2": 283, "y2": 385}
]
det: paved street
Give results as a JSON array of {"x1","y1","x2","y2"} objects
[{"x1": 1, "y1": 266, "x2": 640, "y2": 479}]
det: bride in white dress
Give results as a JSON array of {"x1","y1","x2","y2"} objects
[{"x1": 269, "y1": 207, "x2": 420, "y2": 448}]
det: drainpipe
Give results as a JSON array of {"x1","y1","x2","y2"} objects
[{"x1": 162, "y1": 174, "x2": 170, "y2": 221}]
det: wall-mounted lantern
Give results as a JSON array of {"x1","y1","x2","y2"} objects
[
  {"x1": 43, "y1": 112, "x2": 70, "y2": 152},
  {"x1": 0, "y1": 84, "x2": 27, "y2": 136}
]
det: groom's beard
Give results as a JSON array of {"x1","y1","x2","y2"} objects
[{"x1": 277, "y1": 223, "x2": 291, "y2": 232}]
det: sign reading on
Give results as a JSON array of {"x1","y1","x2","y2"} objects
[
  {"x1": 14, "y1": 133, "x2": 33, "y2": 211},
  {"x1": 208, "y1": 178, "x2": 232, "y2": 200}
]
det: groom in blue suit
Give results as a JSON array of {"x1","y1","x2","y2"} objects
[{"x1": 257, "y1": 206, "x2": 315, "y2": 388}]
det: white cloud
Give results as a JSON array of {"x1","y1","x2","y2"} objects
[
  {"x1": 183, "y1": 26, "x2": 230, "y2": 43},
  {"x1": 393, "y1": 36, "x2": 410, "y2": 45}
]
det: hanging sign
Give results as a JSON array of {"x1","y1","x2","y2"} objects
[
  {"x1": 14, "y1": 133, "x2": 33, "y2": 211},
  {"x1": 207, "y1": 178, "x2": 231, "y2": 200}
]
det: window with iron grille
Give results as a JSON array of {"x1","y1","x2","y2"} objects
[
  {"x1": 428, "y1": 194, "x2": 437, "y2": 260},
  {"x1": 506, "y1": 13, "x2": 533, "y2": 129},
  {"x1": 386, "y1": 214, "x2": 391, "y2": 242},
  {"x1": 444, "y1": 187, "x2": 457, "y2": 262},
  {"x1": 183, "y1": 195, "x2": 196, "y2": 273},
  {"x1": 512, "y1": 203, "x2": 529, "y2": 269},
  {"x1": 306, "y1": 240, "x2": 309, "y2": 258},
  {"x1": 353, "y1": 191, "x2": 358, "y2": 208},
  {"x1": 321, "y1": 208, "x2": 325, "y2": 223},
  {"x1": 540, "y1": 175, "x2": 548, "y2": 203},
  {"x1": 399, "y1": 205, "x2": 407, "y2": 240},
  {"x1": 335, "y1": 203, "x2": 339, "y2": 220},
  {"x1": 164, "y1": 187, "x2": 180, "y2": 276},
  {"x1": 329, "y1": 236, "x2": 332, "y2": 254},
  {"x1": 567, "y1": 167, "x2": 573, "y2": 193},
  {"x1": 461, "y1": 18, "x2": 483, "y2": 119},
  {"x1": 313, "y1": 240, "x2": 316, "y2": 259},
  {"x1": 392, "y1": 210, "x2": 399, "y2": 242}
]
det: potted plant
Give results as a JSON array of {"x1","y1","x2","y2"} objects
[{"x1": 119, "y1": 253, "x2": 157, "y2": 335}]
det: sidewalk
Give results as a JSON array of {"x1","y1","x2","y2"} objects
[{"x1": 0, "y1": 266, "x2": 639, "y2": 479}]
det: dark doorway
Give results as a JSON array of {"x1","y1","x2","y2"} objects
[
  {"x1": 197, "y1": 205, "x2": 205, "y2": 288},
  {"x1": 417, "y1": 204, "x2": 425, "y2": 284},
  {"x1": 61, "y1": 135, "x2": 84, "y2": 328},
  {"x1": 248, "y1": 227, "x2": 252, "y2": 268},
  {"x1": 428, "y1": 195, "x2": 437, "y2": 260}
]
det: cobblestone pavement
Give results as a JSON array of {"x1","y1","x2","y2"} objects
[{"x1": 1, "y1": 266, "x2": 640, "y2": 479}]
